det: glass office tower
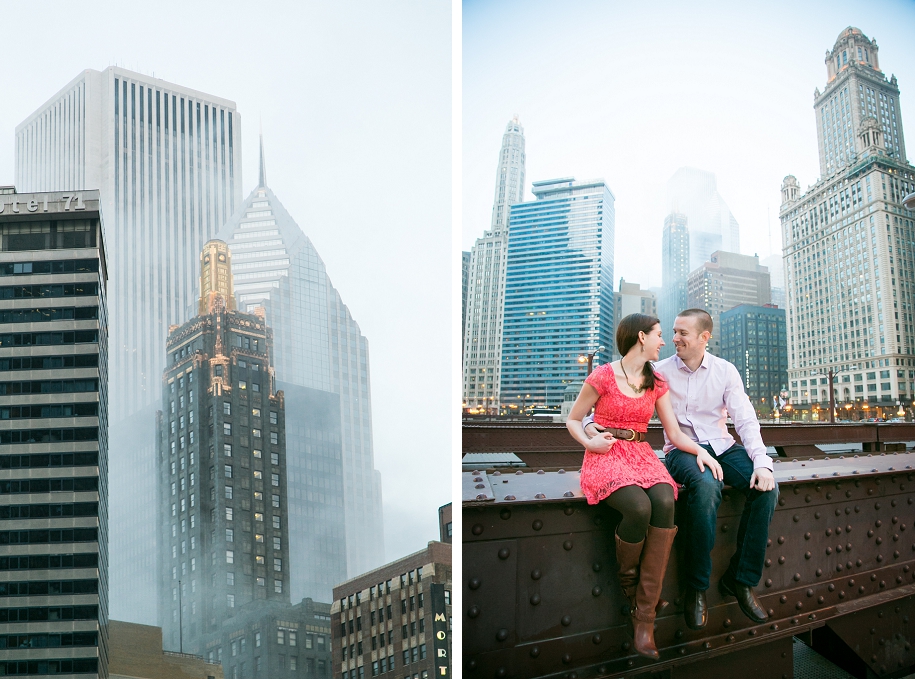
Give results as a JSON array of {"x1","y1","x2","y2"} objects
[
  {"x1": 0, "y1": 189, "x2": 108, "y2": 678},
  {"x1": 500, "y1": 177, "x2": 615, "y2": 410}
]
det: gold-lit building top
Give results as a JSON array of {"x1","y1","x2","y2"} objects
[{"x1": 198, "y1": 239, "x2": 236, "y2": 315}]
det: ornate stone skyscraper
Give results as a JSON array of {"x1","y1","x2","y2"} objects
[
  {"x1": 462, "y1": 117, "x2": 526, "y2": 412},
  {"x1": 780, "y1": 27, "x2": 915, "y2": 410}
]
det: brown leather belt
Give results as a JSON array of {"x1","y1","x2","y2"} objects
[{"x1": 602, "y1": 427, "x2": 646, "y2": 442}]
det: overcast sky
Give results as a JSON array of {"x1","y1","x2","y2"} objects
[
  {"x1": 0, "y1": 1, "x2": 451, "y2": 564},
  {"x1": 463, "y1": 0, "x2": 915, "y2": 288}
]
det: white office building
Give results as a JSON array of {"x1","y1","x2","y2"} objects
[{"x1": 15, "y1": 66, "x2": 243, "y2": 624}]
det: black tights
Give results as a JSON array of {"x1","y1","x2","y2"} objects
[{"x1": 603, "y1": 484, "x2": 676, "y2": 542}]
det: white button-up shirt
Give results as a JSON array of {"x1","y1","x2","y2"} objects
[{"x1": 655, "y1": 351, "x2": 772, "y2": 471}]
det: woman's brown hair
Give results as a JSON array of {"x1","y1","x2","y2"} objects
[{"x1": 616, "y1": 313, "x2": 663, "y2": 391}]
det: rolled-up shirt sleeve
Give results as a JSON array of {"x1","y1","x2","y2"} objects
[{"x1": 722, "y1": 363, "x2": 773, "y2": 471}]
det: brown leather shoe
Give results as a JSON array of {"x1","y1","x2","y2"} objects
[
  {"x1": 683, "y1": 587, "x2": 708, "y2": 630},
  {"x1": 719, "y1": 572, "x2": 768, "y2": 623},
  {"x1": 631, "y1": 525, "x2": 677, "y2": 660}
]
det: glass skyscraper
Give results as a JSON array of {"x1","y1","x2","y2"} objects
[
  {"x1": 500, "y1": 178, "x2": 615, "y2": 409},
  {"x1": 217, "y1": 138, "x2": 381, "y2": 589},
  {"x1": 659, "y1": 212, "x2": 689, "y2": 359},
  {"x1": 14, "y1": 67, "x2": 243, "y2": 623}
]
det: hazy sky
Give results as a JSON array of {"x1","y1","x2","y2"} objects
[
  {"x1": 463, "y1": 0, "x2": 915, "y2": 288},
  {"x1": 0, "y1": 1, "x2": 451, "y2": 564}
]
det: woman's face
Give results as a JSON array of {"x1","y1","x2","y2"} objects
[{"x1": 640, "y1": 323, "x2": 664, "y2": 360}]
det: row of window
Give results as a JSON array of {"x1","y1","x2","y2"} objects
[
  {"x1": 0, "y1": 452, "x2": 98, "y2": 470},
  {"x1": 0, "y1": 631, "x2": 98, "y2": 649},
  {"x1": 0, "y1": 659, "x2": 99, "y2": 675},
  {"x1": 0, "y1": 528, "x2": 98, "y2": 545},
  {"x1": 0, "y1": 330, "x2": 99, "y2": 348},
  {"x1": 0, "y1": 502, "x2": 97, "y2": 519},
  {"x1": 0, "y1": 403, "x2": 98, "y2": 420},
  {"x1": 0, "y1": 283, "x2": 98, "y2": 299},
  {"x1": 0, "y1": 259, "x2": 99, "y2": 277},
  {"x1": 0, "y1": 477, "x2": 99, "y2": 494},
  {"x1": 0, "y1": 553, "x2": 98, "y2": 571},
  {"x1": 0, "y1": 379, "x2": 98, "y2": 394},
  {"x1": 0, "y1": 354, "x2": 98, "y2": 372},
  {"x1": 0, "y1": 579, "x2": 98, "y2": 597},
  {"x1": 0, "y1": 605, "x2": 97, "y2": 622},
  {"x1": 0, "y1": 306, "x2": 98, "y2": 324},
  {"x1": 0, "y1": 427, "x2": 99, "y2": 445}
]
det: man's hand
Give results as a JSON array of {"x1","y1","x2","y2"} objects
[
  {"x1": 585, "y1": 432, "x2": 616, "y2": 455},
  {"x1": 750, "y1": 467, "x2": 776, "y2": 492},
  {"x1": 583, "y1": 422, "x2": 604, "y2": 438},
  {"x1": 696, "y1": 449, "x2": 724, "y2": 481}
]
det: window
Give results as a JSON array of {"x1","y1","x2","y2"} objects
[
  {"x1": 290, "y1": 657, "x2": 297, "y2": 671},
  {"x1": 273, "y1": 537, "x2": 281, "y2": 550},
  {"x1": 225, "y1": 485, "x2": 233, "y2": 500},
  {"x1": 239, "y1": 380, "x2": 247, "y2": 390},
  {"x1": 227, "y1": 594, "x2": 235, "y2": 608},
  {"x1": 252, "y1": 382, "x2": 260, "y2": 392},
  {"x1": 223, "y1": 423, "x2": 232, "y2": 436},
  {"x1": 257, "y1": 576, "x2": 265, "y2": 586},
  {"x1": 272, "y1": 494, "x2": 280, "y2": 508},
  {"x1": 252, "y1": 408, "x2": 261, "y2": 417},
  {"x1": 226, "y1": 528, "x2": 234, "y2": 542},
  {"x1": 271, "y1": 473, "x2": 279, "y2": 487},
  {"x1": 223, "y1": 402, "x2": 231, "y2": 415},
  {"x1": 254, "y1": 470, "x2": 263, "y2": 480},
  {"x1": 227, "y1": 572, "x2": 235, "y2": 586},
  {"x1": 255, "y1": 512, "x2": 264, "y2": 522},
  {"x1": 226, "y1": 507, "x2": 234, "y2": 521},
  {"x1": 255, "y1": 631, "x2": 261, "y2": 647},
  {"x1": 256, "y1": 555, "x2": 265, "y2": 565},
  {"x1": 226, "y1": 550, "x2": 234, "y2": 564},
  {"x1": 253, "y1": 428, "x2": 262, "y2": 438},
  {"x1": 255, "y1": 491, "x2": 263, "y2": 502},
  {"x1": 224, "y1": 443, "x2": 232, "y2": 457},
  {"x1": 444, "y1": 590, "x2": 450, "y2": 605},
  {"x1": 253, "y1": 448, "x2": 262, "y2": 458},
  {"x1": 270, "y1": 411, "x2": 277, "y2": 424},
  {"x1": 419, "y1": 644, "x2": 426, "y2": 660},
  {"x1": 270, "y1": 431, "x2": 278, "y2": 444},
  {"x1": 255, "y1": 533, "x2": 264, "y2": 543},
  {"x1": 274, "y1": 558, "x2": 282, "y2": 572},
  {"x1": 272, "y1": 515, "x2": 281, "y2": 529},
  {"x1": 278, "y1": 629, "x2": 285, "y2": 645},
  {"x1": 225, "y1": 465, "x2": 233, "y2": 478},
  {"x1": 275, "y1": 579, "x2": 283, "y2": 593},
  {"x1": 289, "y1": 631, "x2": 297, "y2": 646},
  {"x1": 271, "y1": 452, "x2": 279, "y2": 466}
]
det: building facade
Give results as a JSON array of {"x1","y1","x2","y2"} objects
[
  {"x1": 462, "y1": 117, "x2": 526, "y2": 413},
  {"x1": 156, "y1": 240, "x2": 289, "y2": 655},
  {"x1": 500, "y1": 178, "x2": 615, "y2": 409},
  {"x1": 720, "y1": 304, "x2": 789, "y2": 414},
  {"x1": 108, "y1": 621, "x2": 223, "y2": 679},
  {"x1": 666, "y1": 167, "x2": 740, "y2": 272},
  {"x1": 659, "y1": 212, "x2": 689, "y2": 358},
  {"x1": 686, "y1": 251, "x2": 771, "y2": 356},
  {"x1": 461, "y1": 251, "x2": 470, "y2": 344},
  {"x1": 780, "y1": 27, "x2": 915, "y2": 408},
  {"x1": 0, "y1": 189, "x2": 108, "y2": 677},
  {"x1": 614, "y1": 279, "x2": 657, "y2": 328},
  {"x1": 216, "y1": 138, "x2": 375, "y2": 593},
  {"x1": 332, "y1": 542, "x2": 452, "y2": 679},
  {"x1": 14, "y1": 66, "x2": 243, "y2": 624}
]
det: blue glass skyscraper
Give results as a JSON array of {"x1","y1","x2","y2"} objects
[{"x1": 500, "y1": 178, "x2": 615, "y2": 409}]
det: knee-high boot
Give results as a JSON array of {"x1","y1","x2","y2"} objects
[
  {"x1": 631, "y1": 525, "x2": 677, "y2": 660},
  {"x1": 614, "y1": 532, "x2": 643, "y2": 612}
]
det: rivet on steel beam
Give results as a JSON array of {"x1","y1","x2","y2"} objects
[
  {"x1": 561, "y1": 615, "x2": 571, "y2": 626},
  {"x1": 805, "y1": 532, "x2": 812, "y2": 540},
  {"x1": 837, "y1": 564, "x2": 844, "y2": 572},
  {"x1": 503, "y1": 495, "x2": 516, "y2": 501},
  {"x1": 892, "y1": 516, "x2": 899, "y2": 524},
  {"x1": 894, "y1": 534, "x2": 900, "y2": 542},
  {"x1": 847, "y1": 561, "x2": 853, "y2": 569},
  {"x1": 779, "y1": 595, "x2": 788, "y2": 603},
  {"x1": 722, "y1": 618, "x2": 732, "y2": 628},
  {"x1": 805, "y1": 551, "x2": 812, "y2": 560},
  {"x1": 826, "y1": 547, "x2": 833, "y2": 555},
  {"x1": 472, "y1": 524, "x2": 484, "y2": 535},
  {"x1": 592, "y1": 634, "x2": 601, "y2": 645},
  {"x1": 531, "y1": 569, "x2": 541, "y2": 580},
  {"x1": 809, "y1": 614, "x2": 817, "y2": 621},
  {"x1": 871, "y1": 573, "x2": 878, "y2": 581},
  {"x1": 563, "y1": 540, "x2": 573, "y2": 551},
  {"x1": 818, "y1": 596, "x2": 825, "y2": 604},
  {"x1": 473, "y1": 476, "x2": 483, "y2": 482},
  {"x1": 826, "y1": 528, "x2": 833, "y2": 536},
  {"x1": 765, "y1": 579, "x2": 773, "y2": 587},
  {"x1": 826, "y1": 492, "x2": 832, "y2": 500},
  {"x1": 839, "y1": 591, "x2": 846, "y2": 598},
  {"x1": 765, "y1": 558, "x2": 772, "y2": 567},
  {"x1": 514, "y1": 470, "x2": 523, "y2": 476},
  {"x1": 876, "y1": 519, "x2": 883, "y2": 527},
  {"x1": 727, "y1": 634, "x2": 735, "y2": 642},
  {"x1": 471, "y1": 470, "x2": 480, "y2": 475},
  {"x1": 897, "y1": 576, "x2": 904, "y2": 584},
  {"x1": 530, "y1": 594, "x2": 541, "y2": 606},
  {"x1": 496, "y1": 668, "x2": 506, "y2": 678},
  {"x1": 469, "y1": 578, "x2": 481, "y2": 590},
  {"x1": 704, "y1": 641, "x2": 712, "y2": 649},
  {"x1": 592, "y1": 562, "x2": 601, "y2": 572},
  {"x1": 806, "y1": 589, "x2": 814, "y2": 597},
  {"x1": 877, "y1": 537, "x2": 883, "y2": 545},
  {"x1": 496, "y1": 629, "x2": 509, "y2": 641},
  {"x1": 767, "y1": 539, "x2": 773, "y2": 547},
  {"x1": 475, "y1": 494, "x2": 488, "y2": 501},
  {"x1": 498, "y1": 548, "x2": 510, "y2": 559},
  {"x1": 562, "y1": 492, "x2": 574, "y2": 498},
  {"x1": 794, "y1": 573, "x2": 802, "y2": 581},
  {"x1": 812, "y1": 474, "x2": 819, "y2": 479},
  {"x1": 492, "y1": 471, "x2": 501, "y2": 476},
  {"x1": 679, "y1": 649, "x2": 687, "y2": 656},
  {"x1": 561, "y1": 653, "x2": 572, "y2": 664},
  {"x1": 893, "y1": 551, "x2": 900, "y2": 558},
  {"x1": 853, "y1": 470, "x2": 859, "y2": 474},
  {"x1": 837, "y1": 544, "x2": 843, "y2": 553},
  {"x1": 834, "y1": 472, "x2": 841, "y2": 476},
  {"x1": 778, "y1": 536, "x2": 786, "y2": 544},
  {"x1": 793, "y1": 515, "x2": 800, "y2": 523},
  {"x1": 816, "y1": 569, "x2": 823, "y2": 576},
  {"x1": 536, "y1": 470, "x2": 545, "y2": 475},
  {"x1": 805, "y1": 495, "x2": 812, "y2": 503},
  {"x1": 748, "y1": 629, "x2": 757, "y2": 636},
  {"x1": 592, "y1": 585, "x2": 602, "y2": 597},
  {"x1": 868, "y1": 530, "x2": 875, "y2": 537},
  {"x1": 860, "y1": 586, "x2": 866, "y2": 593},
  {"x1": 828, "y1": 584, "x2": 835, "y2": 592},
  {"x1": 532, "y1": 520, "x2": 543, "y2": 531},
  {"x1": 835, "y1": 509, "x2": 842, "y2": 516},
  {"x1": 557, "y1": 469, "x2": 566, "y2": 474},
  {"x1": 771, "y1": 623, "x2": 779, "y2": 630},
  {"x1": 814, "y1": 512, "x2": 821, "y2": 519},
  {"x1": 621, "y1": 641, "x2": 631, "y2": 651},
  {"x1": 876, "y1": 502, "x2": 882, "y2": 510},
  {"x1": 500, "y1": 509, "x2": 512, "y2": 520},
  {"x1": 530, "y1": 646, "x2": 540, "y2": 658},
  {"x1": 564, "y1": 506, "x2": 574, "y2": 515},
  {"x1": 467, "y1": 605, "x2": 480, "y2": 618},
  {"x1": 779, "y1": 556, "x2": 786, "y2": 564},
  {"x1": 475, "y1": 483, "x2": 485, "y2": 489},
  {"x1": 877, "y1": 554, "x2": 884, "y2": 562},
  {"x1": 534, "y1": 493, "x2": 546, "y2": 499}
]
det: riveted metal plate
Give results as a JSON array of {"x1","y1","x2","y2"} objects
[{"x1": 463, "y1": 470, "x2": 495, "y2": 503}]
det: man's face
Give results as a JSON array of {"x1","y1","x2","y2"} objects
[{"x1": 672, "y1": 315, "x2": 707, "y2": 360}]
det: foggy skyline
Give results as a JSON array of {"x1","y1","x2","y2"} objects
[{"x1": 0, "y1": 0, "x2": 451, "y2": 567}]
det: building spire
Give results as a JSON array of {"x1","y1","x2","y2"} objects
[{"x1": 259, "y1": 125, "x2": 267, "y2": 188}]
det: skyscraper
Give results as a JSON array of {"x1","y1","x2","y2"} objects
[
  {"x1": 462, "y1": 117, "x2": 526, "y2": 412},
  {"x1": 720, "y1": 304, "x2": 788, "y2": 413},
  {"x1": 500, "y1": 177, "x2": 615, "y2": 409},
  {"x1": 666, "y1": 167, "x2": 740, "y2": 272},
  {"x1": 217, "y1": 138, "x2": 378, "y2": 587},
  {"x1": 686, "y1": 251, "x2": 771, "y2": 356},
  {"x1": 659, "y1": 212, "x2": 689, "y2": 359},
  {"x1": 15, "y1": 67, "x2": 243, "y2": 623},
  {"x1": 0, "y1": 189, "x2": 108, "y2": 678},
  {"x1": 615, "y1": 278, "x2": 657, "y2": 345},
  {"x1": 780, "y1": 27, "x2": 915, "y2": 408},
  {"x1": 461, "y1": 250, "x2": 471, "y2": 343},
  {"x1": 156, "y1": 239, "x2": 289, "y2": 654}
]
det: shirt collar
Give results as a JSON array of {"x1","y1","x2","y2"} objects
[{"x1": 673, "y1": 351, "x2": 709, "y2": 373}]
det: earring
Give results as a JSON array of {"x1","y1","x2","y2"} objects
[{"x1": 640, "y1": 345, "x2": 644, "y2": 353}]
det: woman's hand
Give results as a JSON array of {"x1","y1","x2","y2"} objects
[
  {"x1": 696, "y1": 448, "x2": 724, "y2": 481},
  {"x1": 585, "y1": 431, "x2": 616, "y2": 455}
]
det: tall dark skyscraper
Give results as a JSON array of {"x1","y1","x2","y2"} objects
[
  {"x1": 216, "y1": 139, "x2": 372, "y2": 591},
  {"x1": 0, "y1": 189, "x2": 108, "y2": 678},
  {"x1": 157, "y1": 239, "x2": 289, "y2": 654},
  {"x1": 659, "y1": 212, "x2": 689, "y2": 359},
  {"x1": 15, "y1": 67, "x2": 243, "y2": 623}
]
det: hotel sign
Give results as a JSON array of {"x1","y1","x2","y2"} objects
[
  {"x1": 430, "y1": 583, "x2": 450, "y2": 678},
  {"x1": 0, "y1": 192, "x2": 96, "y2": 215}
]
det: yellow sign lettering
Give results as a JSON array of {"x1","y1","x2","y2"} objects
[
  {"x1": 438, "y1": 649, "x2": 447, "y2": 657},
  {"x1": 436, "y1": 631, "x2": 446, "y2": 640},
  {"x1": 434, "y1": 613, "x2": 446, "y2": 622}
]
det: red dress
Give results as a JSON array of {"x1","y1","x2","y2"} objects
[{"x1": 579, "y1": 363, "x2": 678, "y2": 504}]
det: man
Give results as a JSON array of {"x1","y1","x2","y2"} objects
[{"x1": 585, "y1": 308, "x2": 777, "y2": 629}]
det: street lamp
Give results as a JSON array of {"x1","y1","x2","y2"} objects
[
  {"x1": 578, "y1": 345, "x2": 606, "y2": 376},
  {"x1": 814, "y1": 365, "x2": 858, "y2": 423}
]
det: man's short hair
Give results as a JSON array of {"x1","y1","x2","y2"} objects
[{"x1": 677, "y1": 308, "x2": 713, "y2": 335}]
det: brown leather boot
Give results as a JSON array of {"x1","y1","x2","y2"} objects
[
  {"x1": 631, "y1": 525, "x2": 677, "y2": 660},
  {"x1": 615, "y1": 532, "x2": 643, "y2": 612}
]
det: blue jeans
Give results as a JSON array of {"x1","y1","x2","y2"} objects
[{"x1": 665, "y1": 443, "x2": 778, "y2": 590}]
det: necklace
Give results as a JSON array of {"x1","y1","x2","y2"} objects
[{"x1": 620, "y1": 360, "x2": 644, "y2": 394}]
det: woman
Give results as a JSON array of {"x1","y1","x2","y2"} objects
[{"x1": 566, "y1": 313, "x2": 707, "y2": 660}]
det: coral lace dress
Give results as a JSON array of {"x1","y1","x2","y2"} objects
[{"x1": 579, "y1": 363, "x2": 678, "y2": 504}]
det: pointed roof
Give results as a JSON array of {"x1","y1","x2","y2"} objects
[{"x1": 259, "y1": 132, "x2": 267, "y2": 188}]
